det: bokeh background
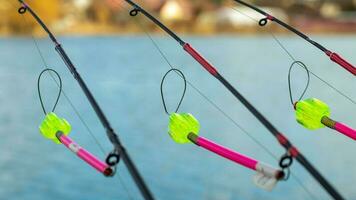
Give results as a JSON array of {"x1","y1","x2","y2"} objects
[
  {"x1": 0, "y1": 0, "x2": 355, "y2": 200},
  {"x1": 2, "y1": 0, "x2": 356, "y2": 35}
]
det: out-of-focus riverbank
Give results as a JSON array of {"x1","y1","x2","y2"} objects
[
  {"x1": 2, "y1": 18, "x2": 356, "y2": 38},
  {"x1": 1, "y1": 0, "x2": 356, "y2": 37}
]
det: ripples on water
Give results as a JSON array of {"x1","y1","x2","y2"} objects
[{"x1": 0, "y1": 35, "x2": 355, "y2": 200}]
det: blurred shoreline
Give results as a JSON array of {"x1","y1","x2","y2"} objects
[
  {"x1": 2, "y1": 18, "x2": 356, "y2": 38},
  {"x1": 2, "y1": 0, "x2": 356, "y2": 37}
]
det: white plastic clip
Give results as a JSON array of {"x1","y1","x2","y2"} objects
[{"x1": 253, "y1": 171, "x2": 278, "y2": 191}]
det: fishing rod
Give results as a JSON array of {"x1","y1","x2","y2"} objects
[
  {"x1": 232, "y1": 0, "x2": 356, "y2": 76},
  {"x1": 121, "y1": 1, "x2": 344, "y2": 199},
  {"x1": 17, "y1": 1, "x2": 154, "y2": 199}
]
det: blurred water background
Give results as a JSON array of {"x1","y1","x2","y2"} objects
[{"x1": 0, "y1": 35, "x2": 355, "y2": 200}]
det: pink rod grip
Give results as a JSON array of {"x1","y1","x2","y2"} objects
[
  {"x1": 59, "y1": 134, "x2": 110, "y2": 174},
  {"x1": 196, "y1": 136, "x2": 258, "y2": 170},
  {"x1": 183, "y1": 43, "x2": 218, "y2": 76},
  {"x1": 327, "y1": 52, "x2": 356, "y2": 75},
  {"x1": 334, "y1": 122, "x2": 356, "y2": 140}
]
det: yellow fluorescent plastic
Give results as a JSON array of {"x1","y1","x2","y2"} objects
[
  {"x1": 168, "y1": 113, "x2": 200, "y2": 144},
  {"x1": 295, "y1": 98, "x2": 330, "y2": 130},
  {"x1": 39, "y1": 112, "x2": 71, "y2": 144}
]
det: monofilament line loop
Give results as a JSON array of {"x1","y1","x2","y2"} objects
[
  {"x1": 160, "y1": 68, "x2": 187, "y2": 115},
  {"x1": 37, "y1": 68, "x2": 62, "y2": 115},
  {"x1": 288, "y1": 61, "x2": 310, "y2": 106}
]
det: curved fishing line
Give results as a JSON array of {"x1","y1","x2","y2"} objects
[
  {"x1": 230, "y1": 7, "x2": 356, "y2": 106},
  {"x1": 115, "y1": 2, "x2": 318, "y2": 199},
  {"x1": 288, "y1": 61, "x2": 310, "y2": 106},
  {"x1": 38, "y1": 68, "x2": 63, "y2": 115},
  {"x1": 9, "y1": 1, "x2": 136, "y2": 199},
  {"x1": 160, "y1": 68, "x2": 187, "y2": 115}
]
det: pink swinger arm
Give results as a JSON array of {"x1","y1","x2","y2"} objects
[
  {"x1": 196, "y1": 136, "x2": 257, "y2": 170},
  {"x1": 322, "y1": 116, "x2": 356, "y2": 140},
  {"x1": 57, "y1": 132, "x2": 113, "y2": 176},
  {"x1": 187, "y1": 133, "x2": 283, "y2": 179},
  {"x1": 334, "y1": 122, "x2": 356, "y2": 140}
]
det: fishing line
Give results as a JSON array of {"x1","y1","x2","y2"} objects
[
  {"x1": 160, "y1": 68, "x2": 187, "y2": 115},
  {"x1": 288, "y1": 61, "x2": 310, "y2": 106},
  {"x1": 37, "y1": 68, "x2": 62, "y2": 115},
  {"x1": 230, "y1": 6, "x2": 356, "y2": 106},
  {"x1": 115, "y1": 2, "x2": 318, "y2": 199},
  {"x1": 9, "y1": 2, "x2": 135, "y2": 199}
]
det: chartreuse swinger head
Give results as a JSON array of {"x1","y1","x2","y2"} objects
[
  {"x1": 168, "y1": 113, "x2": 200, "y2": 144},
  {"x1": 295, "y1": 98, "x2": 331, "y2": 130},
  {"x1": 39, "y1": 112, "x2": 71, "y2": 144},
  {"x1": 295, "y1": 98, "x2": 356, "y2": 140}
]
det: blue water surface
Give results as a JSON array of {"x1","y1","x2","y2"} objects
[{"x1": 0, "y1": 35, "x2": 355, "y2": 200}]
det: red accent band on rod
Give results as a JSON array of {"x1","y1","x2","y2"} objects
[
  {"x1": 266, "y1": 14, "x2": 275, "y2": 20},
  {"x1": 276, "y1": 133, "x2": 288, "y2": 145},
  {"x1": 326, "y1": 51, "x2": 356, "y2": 75},
  {"x1": 289, "y1": 147, "x2": 299, "y2": 158},
  {"x1": 183, "y1": 43, "x2": 218, "y2": 76}
]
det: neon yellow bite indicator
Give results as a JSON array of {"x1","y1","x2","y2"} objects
[
  {"x1": 295, "y1": 98, "x2": 331, "y2": 130},
  {"x1": 168, "y1": 113, "x2": 200, "y2": 144},
  {"x1": 39, "y1": 112, "x2": 71, "y2": 144}
]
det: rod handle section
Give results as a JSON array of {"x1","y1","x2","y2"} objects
[
  {"x1": 326, "y1": 51, "x2": 356, "y2": 76},
  {"x1": 183, "y1": 43, "x2": 218, "y2": 76},
  {"x1": 57, "y1": 132, "x2": 113, "y2": 176}
]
